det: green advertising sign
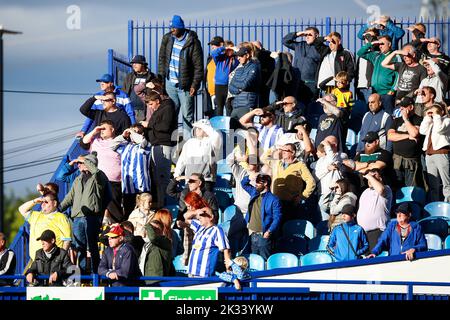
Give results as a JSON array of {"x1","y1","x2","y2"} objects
[
  {"x1": 26, "y1": 287, "x2": 104, "y2": 300},
  {"x1": 139, "y1": 288, "x2": 218, "y2": 300}
]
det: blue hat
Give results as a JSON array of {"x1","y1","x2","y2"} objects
[
  {"x1": 170, "y1": 15, "x2": 185, "y2": 29},
  {"x1": 96, "y1": 73, "x2": 114, "y2": 83}
]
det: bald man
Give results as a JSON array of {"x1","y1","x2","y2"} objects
[{"x1": 357, "y1": 93, "x2": 393, "y2": 153}]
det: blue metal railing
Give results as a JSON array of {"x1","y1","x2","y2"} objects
[
  {"x1": 2, "y1": 250, "x2": 450, "y2": 300},
  {"x1": 127, "y1": 17, "x2": 450, "y2": 75}
]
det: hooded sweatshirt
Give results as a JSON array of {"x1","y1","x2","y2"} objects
[{"x1": 174, "y1": 119, "x2": 222, "y2": 182}]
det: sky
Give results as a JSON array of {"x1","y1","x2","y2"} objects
[{"x1": 0, "y1": 0, "x2": 434, "y2": 197}]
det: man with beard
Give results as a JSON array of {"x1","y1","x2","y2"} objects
[{"x1": 241, "y1": 173, "x2": 282, "y2": 260}]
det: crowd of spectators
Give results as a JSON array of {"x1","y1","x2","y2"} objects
[{"x1": 4, "y1": 14, "x2": 450, "y2": 287}]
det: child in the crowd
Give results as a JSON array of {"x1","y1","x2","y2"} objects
[
  {"x1": 327, "y1": 204, "x2": 369, "y2": 261},
  {"x1": 127, "y1": 193, "x2": 155, "y2": 240},
  {"x1": 216, "y1": 256, "x2": 251, "y2": 290},
  {"x1": 331, "y1": 71, "x2": 354, "y2": 123}
]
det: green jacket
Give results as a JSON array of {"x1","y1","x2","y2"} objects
[
  {"x1": 60, "y1": 160, "x2": 111, "y2": 218},
  {"x1": 357, "y1": 43, "x2": 399, "y2": 95},
  {"x1": 143, "y1": 224, "x2": 173, "y2": 284}
]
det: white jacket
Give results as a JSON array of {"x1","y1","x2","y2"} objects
[
  {"x1": 174, "y1": 119, "x2": 222, "y2": 182},
  {"x1": 313, "y1": 145, "x2": 348, "y2": 196},
  {"x1": 419, "y1": 114, "x2": 450, "y2": 151}
]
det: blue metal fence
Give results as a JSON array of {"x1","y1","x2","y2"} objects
[{"x1": 126, "y1": 17, "x2": 450, "y2": 75}]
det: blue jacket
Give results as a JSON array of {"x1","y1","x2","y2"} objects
[
  {"x1": 282, "y1": 32, "x2": 322, "y2": 82},
  {"x1": 357, "y1": 109, "x2": 393, "y2": 153},
  {"x1": 211, "y1": 47, "x2": 239, "y2": 85},
  {"x1": 327, "y1": 221, "x2": 369, "y2": 261},
  {"x1": 98, "y1": 242, "x2": 142, "y2": 287},
  {"x1": 229, "y1": 60, "x2": 261, "y2": 94},
  {"x1": 81, "y1": 88, "x2": 135, "y2": 133},
  {"x1": 241, "y1": 175, "x2": 282, "y2": 234},
  {"x1": 372, "y1": 221, "x2": 428, "y2": 257},
  {"x1": 357, "y1": 21, "x2": 405, "y2": 50}
]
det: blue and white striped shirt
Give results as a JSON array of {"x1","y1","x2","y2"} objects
[
  {"x1": 169, "y1": 32, "x2": 188, "y2": 84},
  {"x1": 117, "y1": 142, "x2": 152, "y2": 194},
  {"x1": 255, "y1": 123, "x2": 284, "y2": 152},
  {"x1": 188, "y1": 220, "x2": 230, "y2": 277}
]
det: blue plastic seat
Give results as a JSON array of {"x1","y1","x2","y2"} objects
[
  {"x1": 419, "y1": 217, "x2": 449, "y2": 240},
  {"x1": 215, "y1": 190, "x2": 233, "y2": 213},
  {"x1": 209, "y1": 116, "x2": 230, "y2": 131},
  {"x1": 248, "y1": 253, "x2": 265, "y2": 271},
  {"x1": 223, "y1": 205, "x2": 239, "y2": 222},
  {"x1": 282, "y1": 219, "x2": 316, "y2": 240},
  {"x1": 275, "y1": 236, "x2": 308, "y2": 256},
  {"x1": 346, "y1": 129, "x2": 357, "y2": 150},
  {"x1": 309, "y1": 235, "x2": 330, "y2": 252},
  {"x1": 424, "y1": 202, "x2": 450, "y2": 219},
  {"x1": 166, "y1": 204, "x2": 179, "y2": 220},
  {"x1": 173, "y1": 255, "x2": 188, "y2": 275},
  {"x1": 445, "y1": 235, "x2": 450, "y2": 249},
  {"x1": 425, "y1": 233, "x2": 443, "y2": 250},
  {"x1": 300, "y1": 251, "x2": 334, "y2": 266},
  {"x1": 266, "y1": 253, "x2": 299, "y2": 270},
  {"x1": 215, "y1": 172, "x2": 232, "y2": 190},
  {"x1": 396, "y1": 187, "x2": 426, "y2": 205},
  {"x1": 377, "y1": 251, "x2": 389, "y2": 257},
  {"x1": 315, "y1": 220, "x2": 330, "y2": 236}
]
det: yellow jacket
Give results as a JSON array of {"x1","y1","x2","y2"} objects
[
  {"x1": 270, "y1": 160, "x2": 316, "y2": 201},
  {"x1": 206, "y1": 59, "x2": 216, "y2": 96}
]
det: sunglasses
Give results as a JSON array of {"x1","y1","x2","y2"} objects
[
  {"x1": 188, "y1": 179, "x2": 199, "y2": 184},
  {"x1": 103, "y1": 99, "x2": 114, "y2": 102}
]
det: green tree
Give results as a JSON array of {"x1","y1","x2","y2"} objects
[{"x1": 3, "y1": 190, "x2": 35, "y2": 244}]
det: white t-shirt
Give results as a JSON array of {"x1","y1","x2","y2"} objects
[{"x1": 317, "y1": 51, "x2": 337, "y2": 87}]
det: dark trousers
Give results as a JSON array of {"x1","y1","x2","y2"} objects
[
  {"x1": 366, "y1": 229, "x2": 383, "y2": 253},
  {"x1": 380, "y1": 94, "x2": 395, "y2": 115},
  {"x1": 123, "y1": 193, "x2": 138, "y2": 219},
  {"x1": 250, "y1": 232, "x2": 272, "y2": 260},
  {"x1": 72, "y1": 216, "x2": 102, "y2": 274},
  {"x1": 215, "y1": 84, "x2": 229, "y2": 116},
  {"x1": 107, "y1": 181, "x2": 124, "y2": 223}
]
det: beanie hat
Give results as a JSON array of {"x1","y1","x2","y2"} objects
[{"x1": 170, "y1": 15, "x2": 185, "y2": 29}]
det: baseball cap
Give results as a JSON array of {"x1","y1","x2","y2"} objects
[
  {"x1": 398, "y1": 96, "x2": 415, "y2": 108},
  {"x1": 362, "y1": 131, "x2": 380, "y2": 143},
  {"x1": 96, "y1": 74, "x2": 114, "y2": 83},
  {"x1": 208, "y1": 36, "x2": 224, "y2": 46},
  {"x1": 106, "y1": 225, "x2": 124, "y2": 238},
  {"x1": 36, "y1": 229, "x2": 56, "y2": 242},
  {"x1": 340, "y1": 204, "x2": 356, "y2": 216}
]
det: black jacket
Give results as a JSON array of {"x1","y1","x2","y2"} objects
[
  {"x1": 266, "y1": 52, "x2": 298, "y2": 98},
  {"x1": 0, "y1": 249, "x2": 16, "y2": 286},
  {"x1": 25, "y1": 247, "x2": 72, "y2": 286},
  {"x1": 122, "y1": 69, "x2": 157, "y2": 97},
  {"x1": 80, "y1": 96, "x2": 131, "y2": 135},
  {"x1": 166, "y1": 178, "x2": 219, "y2": 224},
  {"x1": 315, "y1": 37, "x2": 355, "y2": 83},
  {"x1": 158, "y1": 30, "x2": 204, "y2": 91},
  {"x1": 144, "y1": 98, "x2": 178, "y2": 146}
]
